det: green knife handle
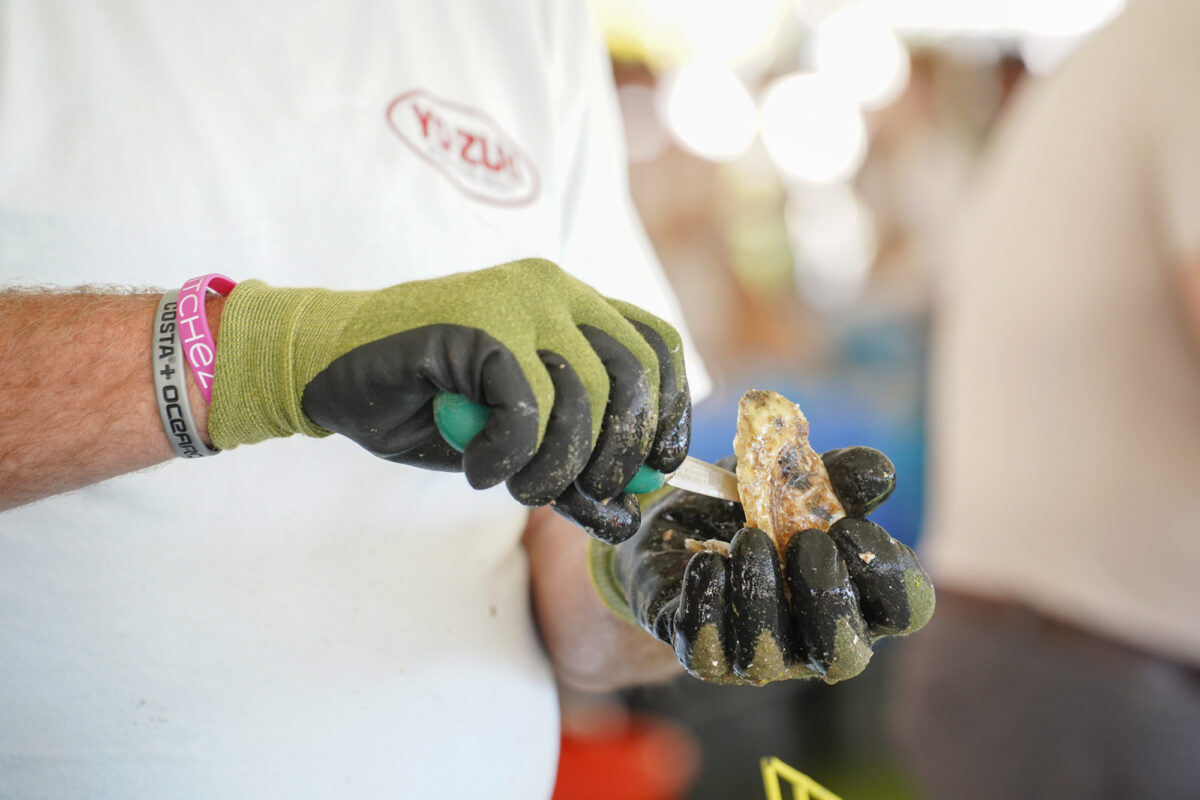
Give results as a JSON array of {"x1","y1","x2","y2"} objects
[{"x1": 432, "y1": 391, "x2": 666, "y2": 494}]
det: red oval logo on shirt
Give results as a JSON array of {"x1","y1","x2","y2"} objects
[{"x1": 386, "y1": 90, "x2": 540, "y2": 207}]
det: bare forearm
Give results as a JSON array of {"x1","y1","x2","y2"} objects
[
  {"x1": 0, "y1": 288, "x2": 221, "y2": 511},
  {"x1": 524, "y1": 507, "x2": 682, "y2": 693}
]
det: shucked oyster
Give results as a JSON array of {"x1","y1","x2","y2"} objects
[
  {"x1": 731, "y1": 389, "x2": 844, "y2": 561},
  {"x1": 682, "y1": 389, "x2": 845, "y2": 561}
]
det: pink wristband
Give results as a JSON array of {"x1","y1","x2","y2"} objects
[{"x1": 177, "y1": 273, "x2": 237, "y2": 405}]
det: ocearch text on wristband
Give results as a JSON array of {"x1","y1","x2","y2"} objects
[
  {"x1": 153, "y1": 290, "x2": 219, "y2": 458},
  {"x1": 178, "y1": 273, "x2": 237, "y2": 405}
]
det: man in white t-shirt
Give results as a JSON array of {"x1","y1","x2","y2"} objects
[
  {"x1": 0, "y1": 3, "x2": 934, "y2": 797},
  {"x1": 890, "y1": 2, "x2": 1200, "y2": 797}
]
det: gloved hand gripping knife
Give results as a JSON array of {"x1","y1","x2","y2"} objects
[{"x1": 207, "y1": 259, "x2": 692, "y2": 543}]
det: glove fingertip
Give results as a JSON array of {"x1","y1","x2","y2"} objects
[
  {"x1": 784, "y1": 529, "x2": 872, "y2": 681},
  {"x1": 674, "y1": 552, "x2": 732, "y2": 680},
  {"x1": 819, "y1": 618, "x2": 874, "y2": 684},
  {"x1": 616, "y1": 313, "x2": 691, "y2": 474},
  {"x1": 574, "y1": 325, "x2": 655, "y2": 501},
  {"x1": 728, "y1": 526, "x2": 775, "y2": 560},
  {"x1": 726, "y1": 527, "x2": 791, "y2": 682},
  {"x1": 644, "y1": 393, "x2": 691, "y2": 474},
  {"x1": 822, "y1": 446, "x2": 896, "y2": 517},
  {"x1": 828, "y1": 517, "x2": 934, "y2": 636},
  {"x1": 552, "y1": 486, "x2": 641, "y2": 544},
  {"x1": 905, "y1": 571, "x2": 937, "y2": 634},
  {"x1": 460, "y1": 409, "x2": 539, "y2": 489}
]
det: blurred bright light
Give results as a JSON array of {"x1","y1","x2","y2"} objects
[
  {"x1": 1016, "y1": 0, "x2": 1124, "y2": 38},
  {"x1": 658, "y1": 61, "x2": 758, "y2": 161},
  {"x1": 643, "y1": 0, "x2": 787, "y2": 66},
  {"x1": 867, "y1": 0, "x2": 1125, "y2": 38},
  {"x1": 787, "y1": 183, "x2": 877, "y2": 309},
  {"x1": 760, "y1": 73, "x2": 868, "y2": 183},
  {"x1": 814, "y1": 5, "x2": 911, "y2": 110},
  {"x1": 591, "y1": 0, "x2": 1124, "y2": 71}
]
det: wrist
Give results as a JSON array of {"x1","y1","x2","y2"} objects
[
  {"x1": 586, "y1": 538, "x2": 638, "y2": 627},
  {"x1": 152, "y1": 289, "x2": 222, "y2": 457},
  {"x1": 207, "y1": 280, "x2": 373, "y2": 448},
  {"x1": 182, "y1": 293, "x2": 224, "y2": 447}
]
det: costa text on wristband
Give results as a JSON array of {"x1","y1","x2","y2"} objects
[
  {"x1": 154, "y1": 290, "x2": 219, "y2": 458},
  {"x1": 177, "y1": 273, "x2": 237, "y2": 405}
]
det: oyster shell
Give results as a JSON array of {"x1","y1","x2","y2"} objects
[{"x1": 732, "y1": 389, "x2": 844, "y2": 561}]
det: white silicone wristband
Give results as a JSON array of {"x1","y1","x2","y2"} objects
[{"x1": 153, "y1": 290, "x2": 219, "y2": 458}]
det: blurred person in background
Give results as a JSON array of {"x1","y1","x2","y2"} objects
[{"x1": 889, "y1": 1, "x2": 1200, "y2": 797}]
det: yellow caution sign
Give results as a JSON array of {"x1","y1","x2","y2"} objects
[{"x1": 760, "y1": 756, "x2": 844, "y2": 800}]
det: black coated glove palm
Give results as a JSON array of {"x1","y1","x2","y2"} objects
[{"x1": 590, "y1": 448, "x2": 934, "y2": 684}]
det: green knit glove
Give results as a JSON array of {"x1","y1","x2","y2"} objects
[{"x1": 208, "y1": 259, "x2": 691, "y2": 542}]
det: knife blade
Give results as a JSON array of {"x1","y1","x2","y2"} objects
[
  {"x1": 432, "y1": 391, "x2": 741, "y2": 503},
  {"x1": 662, "y1": 456, "x2": 740, "y2": 502}
]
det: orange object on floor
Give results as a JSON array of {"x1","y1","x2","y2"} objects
[{"x1": 552, "y1": 712, "x2": 700, "y2": 800}]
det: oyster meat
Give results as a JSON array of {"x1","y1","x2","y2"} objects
[{"x1": 731, "y1": 389, "x2": 844, "y2": 561}]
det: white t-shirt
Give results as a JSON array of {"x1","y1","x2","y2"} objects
[
  {"x1": 0, "y1": 2, "x2": 704, "y2": 797},
  {"x1": 923, "y1": 0, "x2": 1200, "y2": 667}
]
